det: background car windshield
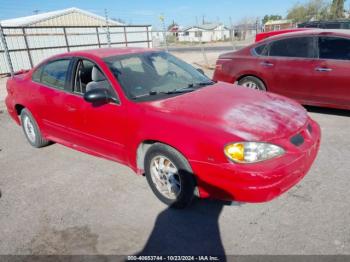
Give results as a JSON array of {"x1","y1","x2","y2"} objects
[{"x1": 104, "y1": 51, "x2": 211, "y2": 100}]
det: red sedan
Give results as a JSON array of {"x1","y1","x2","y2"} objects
[
  {"x1": 213, "y1": 29, "x2": 350, "y2": 110},
  {"x1": 5, "y1": 48, "x2": 320, "y2": 208}
]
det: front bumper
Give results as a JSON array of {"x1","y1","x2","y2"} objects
[{"x1": 190, "y1": 119, "x2": 321, "y2": 203}]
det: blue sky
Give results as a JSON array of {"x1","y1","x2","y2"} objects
[{"x1": 0, "y1": 0, "x2": 304, "y2": 27}]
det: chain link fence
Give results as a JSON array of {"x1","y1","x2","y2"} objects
[{"x1": 0, "y1": 25, "x2": 151, "y2": 75}]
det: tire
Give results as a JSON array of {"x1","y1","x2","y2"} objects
[
  {"x1": 238, "y1": 76, "x2": 266, "y2": 91},
  {"x1": 144, "y1": 143, "x2": 196, "y2": 209},
  {"x1": 20, "y1": 108, "x2": 50, "y2": 148}
]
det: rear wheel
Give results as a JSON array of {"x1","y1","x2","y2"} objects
[
  {"x1": 238, "y1": 76, "x2": 266, "y2": 91},
  {"x1": 20, "y1": 108, "x2": 50, "y2": 148},
  {"x1": 144, "y1": 143, "x2": 196, "y2": 209}
]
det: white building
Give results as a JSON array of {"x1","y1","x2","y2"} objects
[
  {"x1": 0, "y1": 8, "x2": 151, "y2": 74},
  {"x1": 178, "y1": 23, "x2": 230, "y2": 42},
  {"x1": 0, "y1": 7, "x2": 124, "y2": 27}
]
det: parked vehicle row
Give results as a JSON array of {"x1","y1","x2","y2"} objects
[
  {"x1": 214, "y1": 29, "x2": 350, "y2": 110},
  {"x1": 5, "y1": 46, "x2": 321, "y2": 209}
]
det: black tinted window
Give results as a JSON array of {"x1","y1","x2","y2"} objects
[
  {"x1": 269, "y1": 37, "x2": 314, "y2": 58},
  {"x1": 319, "y1": 37, "x2": 350, "y2": 60},
  {"x1": 254, "y1": 44, "x2": 267, "y2": 56},
  {"x1": 41, "y1": 59, "x2": 70, "y2": 89}
]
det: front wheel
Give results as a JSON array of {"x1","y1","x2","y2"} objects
[
  {"x1": 238, "y1": 76, "x2": 266, "y2": 91},
  {"x1": 144, "y1": 143, "x2": 196, "y2": 209}
]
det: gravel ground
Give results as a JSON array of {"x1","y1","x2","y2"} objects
[{"x1": 0, "y1": 51, "x2": 350, "y2": 257}]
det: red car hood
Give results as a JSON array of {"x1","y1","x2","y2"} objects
[{"x1": 146, "y1": 82, "x2": 308, "y2": 141}]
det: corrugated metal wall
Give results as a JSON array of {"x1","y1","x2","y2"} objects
[{"x1": 0, "y1": 25, "x2": 152, "y2": 74}]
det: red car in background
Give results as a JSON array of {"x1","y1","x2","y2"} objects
[
  {"x1": 255, "y1": 28, "x2": 311, "y2": 42},
  {"x1": 6, "y1": 48, "x2": 320, "y2": 208},
  {"x1": 214, "y1": 29, "x2": 350, "y2": 110}
]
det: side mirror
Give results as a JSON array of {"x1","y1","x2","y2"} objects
[
  {"x1": 196, "y1": 68, "x2": 205, "y2": 75},
  {"x1": 84, "y1": 88, "x2": 112, "y2": 104}
]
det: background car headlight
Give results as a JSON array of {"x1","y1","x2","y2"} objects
[{"x1": 224, "y1": 142, "x2": 285, "y2": 163}]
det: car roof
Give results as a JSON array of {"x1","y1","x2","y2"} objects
[
  {"x1": 261, "y1": 29, "x2": 350, "y2": 42},
  {"x1": 57, "y1": 47, "x2": 158, "y2": 59}
]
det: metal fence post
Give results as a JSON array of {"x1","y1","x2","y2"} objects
[
  {"x1": 0, "y1": 24, "x2": 14, "y2": 76},
  {"x1": 146, "y1": 26, "x2": 150, "y2": 48},
  {"x1": 22, "y1": 28, "x2": 34, "y2": 68},
  {"x1": 96, "y1": 27, "x2": 101, "y2": 48},
  {"x1": 123, "y1": 26, "x2": 128, "y2": 47},
  {"x1": 63, "y1": 27, "x2": 70, "y2": 52}
]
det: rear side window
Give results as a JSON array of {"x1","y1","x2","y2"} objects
[
  {"x1": 32, "y1": 66, "x2": 43, "y2": 82},
  {"x1": 318, "y1": 37, "x2": 350, "y2": 60},
  {"x1": 41, "y1": 59, "x2": 71, "y2": 90},
  {"x1": 269, "y1": 37, "x2": 315, "y2": 58},
  {"x1": 254, "y1": 44, "x2": 267, "y2": 56}
]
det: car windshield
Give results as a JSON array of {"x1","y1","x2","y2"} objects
[{"x1": 103, "y1": 51, "x2": 213, "y2": 101}]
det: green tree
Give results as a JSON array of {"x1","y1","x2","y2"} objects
[
  {"x1": 287, "y1": 0, "x2": 331, "y2": 22},
  {"x1": 330, "y1": 0, "x2": 346, "y2": 19},
  {"x1": 262, "y1": 14, "x2": 282, "y2": 25}
]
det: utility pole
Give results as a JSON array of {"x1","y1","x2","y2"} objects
[
  {"x1": 160, "y1": 14, "x2": 168, "y2": 52},
  {"x1": 104, "y1": 8, "x2": 111, "y2": 47},
  {"x1": 229, "y1": 16, "x2": 235, "y2": 50},
  {"x1": 197, "y1": 17, "x2": 208, "y2": 68}
]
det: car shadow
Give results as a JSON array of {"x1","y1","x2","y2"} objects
[
  {"x1": 136, "y1": 177, "x2": 242, "y2": 261},
  {"x1": 137, "y1": 198, "x2": 229, "y2": 260},
  {"x1": 305, "y1": 105, "x2": 350, "y2": 117}
]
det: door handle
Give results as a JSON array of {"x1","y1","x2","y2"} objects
[
  {"x1": 260, "y1": 61, "x2": 274, "y2": 67},
  {"x1": 315, "y1": 67, "x2": 332, "y2": 72}
]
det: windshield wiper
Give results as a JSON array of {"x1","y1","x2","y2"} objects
[
  {"x1": 131, "y1": 88, "x2": 194, "y2": 99},
  {"x1": 131, "y1": 81, "x2": 215, "y2": 100},
  {"x1": 192, "y1": 80, "x2": 215, "y2": 87},
  {"x1": 162, "y1": 87, "x2": 196, "y2": 94}
]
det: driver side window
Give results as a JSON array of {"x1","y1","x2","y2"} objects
[
  {"x1": 73, "y1": 59, "x2": 119, "y2": 103},
  {"x1": 74, "y1": 59, "x2": 110, "y2": 94},
  {"x1": 74, "y1": 59, "x2": 94, "y2": 94}
]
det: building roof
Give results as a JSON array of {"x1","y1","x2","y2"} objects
[
  {"x1": 183, "y1": 22, "x2": 224, "y2": 31},
  {"x1": 265, "y1": 19, "x2": 293, "y2": 26},
  {"x1": 0, "y1": 7, "x2": 123, "y2": 27}
]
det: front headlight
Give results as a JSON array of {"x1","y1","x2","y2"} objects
[{"x1": 224, "y1": 142, "x2": 285, "y2": 163}]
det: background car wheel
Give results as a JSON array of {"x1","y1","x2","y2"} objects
[
  {"x1": 238, "y1": 76, "x2": 266, "y2": 91},
  {"x1": 20, "y1": 108, "x2": 50, "y2": 148},
  {"x1": 144, "y1": 143, "x2": 196, "y2": 209}
]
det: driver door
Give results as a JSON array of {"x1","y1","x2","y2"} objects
[{"x1": 67, "y1": 58, "x2": 128, "y2": 164}]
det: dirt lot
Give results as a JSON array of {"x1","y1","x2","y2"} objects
[{"x1": 0, "y1": 51, "x2": 350, "y2": 256}]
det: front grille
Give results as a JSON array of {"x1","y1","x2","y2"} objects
[{"x1": 290, "y1": 133, "x2": 305, "y2": 147}]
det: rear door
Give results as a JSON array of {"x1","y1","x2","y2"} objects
[
  {"x1": 264, "y1": 36, "x2": 318, "y2": 101},
  {"x1": 31, "y1": 58, "x2": 78, "y2": 142},
  {"x1": 310, "y1": 36, "x2": 350, "y2": 106}
]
